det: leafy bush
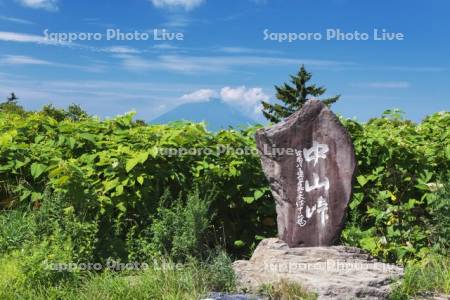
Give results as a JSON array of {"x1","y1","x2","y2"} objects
[
  {"x1": 0, "y1": 108, "x2": 449, "y2": 264},
  {"x1": 147, "y1": 187, "x2": 216, "y2": 261},
  {"x1": 204, "y1": 250, "x2": 236, "y2": 292},
  {"x1": 0, "y1": 110, "x2": 273, "y2": 259},
  {"x1": 426, "y1": 176, "x2": 450, "y2": 254},
  {"x1": 341, "y1": 111, "x2": 450, "y2": 263}
]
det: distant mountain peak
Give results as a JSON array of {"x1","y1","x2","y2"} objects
[{"x1": 151, "y1": 99, "x2": 256, "y2": 131}]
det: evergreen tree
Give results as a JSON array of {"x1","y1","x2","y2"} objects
[
  {"x1": 0, "y1": 93, "x2": 26, "y2": 115},
  {"x1": 66, "y1": 104, "x2": 88, "y2": 121},
  {"x1": 261, "y1": 65, "x2": 340, "y2": 123},
  {"x1": 6, "y1": 93, "x2": 18, "y2": 103}
]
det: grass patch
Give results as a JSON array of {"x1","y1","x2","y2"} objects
[
  {"x1": 259, "y1": 279, "x2": 318, "y2": 300},
  {"x1": 0, "y1": 253, "x2": 235, "y2": 300},
  {"x1": 390, "y1": 254, "x2": 450, "y2": 300}
]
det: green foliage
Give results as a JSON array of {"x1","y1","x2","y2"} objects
[
  {"x1": 341, "y1": 110, "x2": 450, "y2": 263},
  {"x1": 204, "y1": 250, "x2": 236, "y2": 292},
  {"x1": 261, "y1": 65, "x2": 340, "y2": 123},
  {"x1": 0, "y1": 107, "x2": 449, "y2": 266},
  {"x1": 146, "y1": 187, "x2": 215, "y2": 261},
  {"x1": 0, "y1": 109, "x2": 273, "y2": 260},
  {"x1": 426, "y1": 177, "x2": 450, "y2": 253},
  {"x1": 0, "y1": 254, "x2": 236, "y2": 300},
  {"x1": 389, "y1": 254, "x2": 450, "y2": 299},
  {"x1": 0, "y1": 210, "x2": 34, "y2": 252},
  {"x1": 259, "y1": 279, "x2": 318, "y2": 300},
  {"x1": 40, "y1": 103, "x2": 89, "y2": 122},
  {"x1": 0, "y1": 93, "x2": 27, "y2": 116},
  {"x1": 0, "y1": 104, "x2": 449, "y2": 297}
]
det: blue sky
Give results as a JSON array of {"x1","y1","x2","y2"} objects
[{"x1": 0, "y1": 0, "x2": 449, "y2": 123}]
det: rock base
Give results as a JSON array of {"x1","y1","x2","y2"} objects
[{"x1": 233, "y1": 238, "x2": 403, "y2": 300}]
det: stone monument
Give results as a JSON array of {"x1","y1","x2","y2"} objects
[
  {"x1": 232, "y1": 103, "x2": 402, "y2": 299},
  {"x1": 255, "y1": 100, "x2": 356, "y2": 247}
]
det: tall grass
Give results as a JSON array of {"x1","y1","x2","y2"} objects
[
  {"x1": 390, "y1": 254, "x2": 450, "y2": 299},
  {"x1": 0, "y1": 254, "x2": 235, "y2": 300}
]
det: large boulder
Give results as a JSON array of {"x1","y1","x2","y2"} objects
[
  {"x1": 255, "y1": 100, "x2": 356, "y2": 247},
  {"x1": 233, "y1": 238, "x2": 403, "y2": 300}
]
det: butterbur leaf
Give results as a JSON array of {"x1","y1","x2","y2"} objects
[
  {"x1": 360, "y1": 236, "x2": 378, "y2": 252},
  {"x1": 243, "y1": 196, "x2": 254, "y2": 204},
  {"x1": 79, "y1": 133, "x2": 97, "y2": 143},
  {"x1": 148, "y1": 146, "x2": 158, "y2": 158},
  {"x1": 126, "y1": 152, "x2": 149, "y2": 172},
  {"x1": 103, "y1": 178, "x2": 119, "y2": 193},
  {"x1": 115, "y1": 184, "x2": 124, "y2": 196},
  {"x1": 63, "y1": 206, "x2": 75, "y2": 215},
  {"x1": 116, "y1": 202, "x2": 126, "y2": 212},
  {"x1": 356, "y1": 175, "x2": 368, "y2": 187},
  {"x1": 67, "y1": 137, "x2": 76, "y2": 149},
  {"x1": 253, "y1": 189, "x2": 265, "y2": 200},
  {"x1": 15, "y1": 160, "x2": 27, "y2": 169},
  {"x1": 30, "y1": 163, "x2": 47, "y2": 179},
  {"x1": 31, "y1": 192, "x2": 42, "y2": 202},
  {"x1": 349, "y1": 193, "x2": 364, "y2": 209},
  {"x1": 20, "y1": 190, "x2": 32, "y2": 201},
  {"x1": 234, "y1": 240, "x2": 245, "y2": 248}
]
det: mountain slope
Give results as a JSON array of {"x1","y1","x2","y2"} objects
[{"x1": 151, "y1": 99, "x2": 256, "y2": 131}]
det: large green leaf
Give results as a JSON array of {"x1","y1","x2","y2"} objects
[
  {"x1": 30, "y1": 162, "x2": 47, "y2": 179},
  {"x1": 125, "y1": 152, "x2": 149, "y2": 173}
]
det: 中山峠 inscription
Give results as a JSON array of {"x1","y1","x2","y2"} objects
[{"x1": 255, "y1": 100, "x2": 356, "y2": 247}]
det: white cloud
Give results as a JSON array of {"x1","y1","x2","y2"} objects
[
  {"x1": 118, "y1": 54, "x2": 350, "y2": 74},
  {"x1": 218, "y1": 46, "x2": 282, "y2": 55},
  {"x1": 0, "y1": 55, "x2": 52, "y2": 65},
  {"x1": 0, "y1": 16, "x2": 34, "y2": 24},
  {"x1": 0, "y1": 31, "x2": 47, "y2": 43},
  {"x1": 103, "y1": 46, "x2": 140, "y2": 54},
  {"x1": 153, "y1": 43, "x2": 178, "y2": 50},
  {"x1": 220, "y1": 86, "x2": 269, "y2": 115},
  {"x1": 150, "y1": 0, "x2": 204, "y2": 10},
  {"x1": 368, "y1": 66, "x2": 446, "y2": 72},
  {"x1": 16, "y1": 0, "x2": 58, "y2": 11},
  {"x1": 178, "y1": 86, "x2": 270, "y2": 118},
  {"x1": 0, "y1": 55, "x2": 106, "y2": 73},
  {"x1": 181, "y1": 89, "x2": 217, "y2": 102},
  {"x1": 353, "y1": 81, "x2": 411, "y2": 89},
  {"x1": 162, "y1": 14, "x2": 192, "y2": 27},
  {"x1": 0, "y1": 31, "x2": 136, "y2": 55},
  {"x1": 0, "y1": 31, "x2": 70, "y2": 46}
]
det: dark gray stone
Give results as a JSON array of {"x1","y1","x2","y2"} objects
[{"x1": 255, "y1": 100, "x2": 356, "y2": 247}]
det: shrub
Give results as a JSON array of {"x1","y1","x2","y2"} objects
[
  {"x1": 148, "y1": 187, "x2": 216, "y2": 261},
  {"x1": 0, "y1": 108, "x2": 449, "y2": 263},
  {"x1": 0, "y1": 111, "x2": 273, "y2": 258},
  {"x1": 426, "y1": 176, "x2": 450, "y2": 254},
  {"x1": 341, "y1": 111, "x2": 450, "y2": 263},
  {"x1": 205, "y1": 250, "x2": 236, "y2": 292}
]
